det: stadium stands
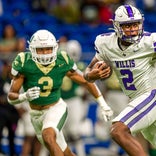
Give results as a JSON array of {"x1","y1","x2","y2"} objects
[{"x1": 0, "y1": 1, "x2": 156, "y2": 155}]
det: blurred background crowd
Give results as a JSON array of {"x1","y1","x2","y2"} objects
[
  {"x1": 0, "y1": 0, "x2": 156, "y2": 156},
  {"x1": 0, "y1": 0, "x2": 156, "y2": 62}
]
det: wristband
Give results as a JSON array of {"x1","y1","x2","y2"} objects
[
  {"x1": 19, "y1": 92, "x2": 27, "y2": 101},
  {"x1": 8, "y1": 92, "x2": 27, "y2": 105},
  {"x1": 96, "y1": 96, "x2": 110, "y2": 110}
]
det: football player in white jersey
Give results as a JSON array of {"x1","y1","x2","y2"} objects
[{"x1": 84, "y1": 4, "x2": 156, "y2": 156}]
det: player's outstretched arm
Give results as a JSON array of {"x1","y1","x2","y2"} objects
[{"x1": 66, "y1": 69, "x2": 113, "y2": 122}]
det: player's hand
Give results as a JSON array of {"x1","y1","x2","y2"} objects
[
  {"x1": 26, "y1": 86, "x2": 40, "y2": 101},
  {"x1": 93, "y1": 61, "x2": 111, "y2": 79},
  {"x1": 87, "y1": 61, "x2": 111, "y2": 82},
  {"x1": 100, "y1": 106, "x2": 113, "y2": 122}
]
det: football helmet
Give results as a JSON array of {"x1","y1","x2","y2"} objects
[
  {"x1": 66, "y1": 40, "x2": 82, "y2": 62},
  {"x1": 28, "y1": 30, "x2": 58, "y2": 65},
  {"x1": 112, "y1": 5, "x2": 144, "y2": 43}
]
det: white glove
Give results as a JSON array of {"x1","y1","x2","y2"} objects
[
  {"x1": 8, "y1": 86, "x2": 40, "y2": 105},
  {"x1": 25, "y1": 86, "x2": 40, "y2": 101},
  {"x1": 100, "y1": 106, "x2": 113, "y2": 122},
  {"x1": 96, "y1": 96, "x2": 113, "y2": 122}
]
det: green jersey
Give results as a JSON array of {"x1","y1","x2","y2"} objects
[{"x1": 11, "y1": 51, "x2": 75, "y2": 106}]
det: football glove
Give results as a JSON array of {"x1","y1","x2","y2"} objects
[
  {"x1": 100, "y1": 106, "x2": 113, "y2": 122},
  {"x1": 96, "y1": 96, "x2": 113, "y2": 122},
  {"x1": 8, "y1": 86, "x2": 40, "y2": 105},
  {"x1": 25, "y1": 86, "x2": 40, "y2": 101}
]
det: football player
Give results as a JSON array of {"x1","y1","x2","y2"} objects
[
  {"x1": 84, "y1": 4, "x2": 156, "y2": 156},
  {"x1": 7, "y1": 29, "x2": 113, "y2": 156}
]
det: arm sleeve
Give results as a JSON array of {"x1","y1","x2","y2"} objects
[{"x1": 11, "y1": 52, "x2": 25, "y2": 76}]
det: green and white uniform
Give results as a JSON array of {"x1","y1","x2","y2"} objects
[
  {"x1": 11, "y1": 51, "x2": 77, "y2": 151},
  {"x1": 12, "y1": 51, "x2": 76, "y2": 105}
]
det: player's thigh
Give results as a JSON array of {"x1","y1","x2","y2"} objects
[
  {"x1": 30, "y1": 99, "x2": 68, "y2": 145},
  {"x1": 42, "y1": 98, "x2": 68, "y2": 132},
  {"x1": 56, "y1": 130, "x2": 67, "y2": 151},
  {"x1": 112, "y1": 91, "x2": 156, "y2": 133}
]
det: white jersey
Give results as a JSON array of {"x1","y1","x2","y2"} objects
[{"x1": 95, "y1": 32, "x2": 156, "y2": 100}]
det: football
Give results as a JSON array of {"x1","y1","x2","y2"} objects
[
  {"x1": 94, "y1": 61, "x2": 109, "y2": 69},
  {"x1": 94, "y1": 61, "x2": 112, "y2": 80}
]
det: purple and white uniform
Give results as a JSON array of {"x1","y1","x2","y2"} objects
[{"x1": 95, "y1": 31, "x2": 156, "y2": 146}]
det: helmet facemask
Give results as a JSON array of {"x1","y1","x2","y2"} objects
[
  {"x1": 112, "y1": 5, "x2": 144, "y2": 44},
  {"x1": 30, "y1": 45, "x2": 58, "y2": 65},
  {"x1": 28, "y1": 30, "x2": 58, "y2": 65}
]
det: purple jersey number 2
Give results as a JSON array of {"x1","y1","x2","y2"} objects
[{"x1": 120, "y1": 69, "x2": 136, "y2": 90}]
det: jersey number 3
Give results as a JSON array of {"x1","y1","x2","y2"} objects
[
  {"x1": 120, "y1": 69, "x2": 136, "y2": 90},
  {"x1": 38, "y1": 76, "x2": 53, "y2": 97}
]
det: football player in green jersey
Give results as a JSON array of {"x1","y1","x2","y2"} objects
[{"x1": 7, "y1": 29, "x2": 113, "y2": 156}]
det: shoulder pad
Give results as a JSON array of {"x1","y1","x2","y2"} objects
[{"x1": 60, "y1": 51, "x2": 70, "y2": 64}]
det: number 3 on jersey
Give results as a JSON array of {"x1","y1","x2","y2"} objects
[
  {"x1": 38, "y1": 76, "x2": 53, "y2": 97},
  {"x1": 120, "y1": 69, "x2": 136, "y2": 90}
]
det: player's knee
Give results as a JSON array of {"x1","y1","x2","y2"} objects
[
  {"x1": 110, "y1": 122, "x2": 129, "y2": 141},
  {"x1": 110, "y1": 124, "x2": 120, "y2": 140},
  {"x1": 42, "y1": 127, "x2": 56, "y2": 145}
]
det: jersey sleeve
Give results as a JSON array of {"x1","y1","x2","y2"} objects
[
  {"x1": 11, "y1": 52, "x2": 25, "y2": 76},
  {"x1": 60, "y1": 50, "x2": 77, "y2": 70},
  {"x1": 94, "y1": 34, "x2": 107, "y2": 61}
]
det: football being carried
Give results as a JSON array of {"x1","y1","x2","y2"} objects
[
  {"x1": 84, "y1": 60, "x2": 112, "y2": 82},
  {"x1": 93, "y1": 61, "x2": 112, "y2": 80}
]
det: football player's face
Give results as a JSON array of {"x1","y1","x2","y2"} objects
[
  {"x1": 121, "y1": 22, "x2": 140, "y2": 36},
  {"x1": 36, "y1": 47, "x2": 52, "y2": 54}
]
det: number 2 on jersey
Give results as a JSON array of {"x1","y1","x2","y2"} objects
[{"x1": 120, "y1": 69, "x2": 136, "y2": 90}]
